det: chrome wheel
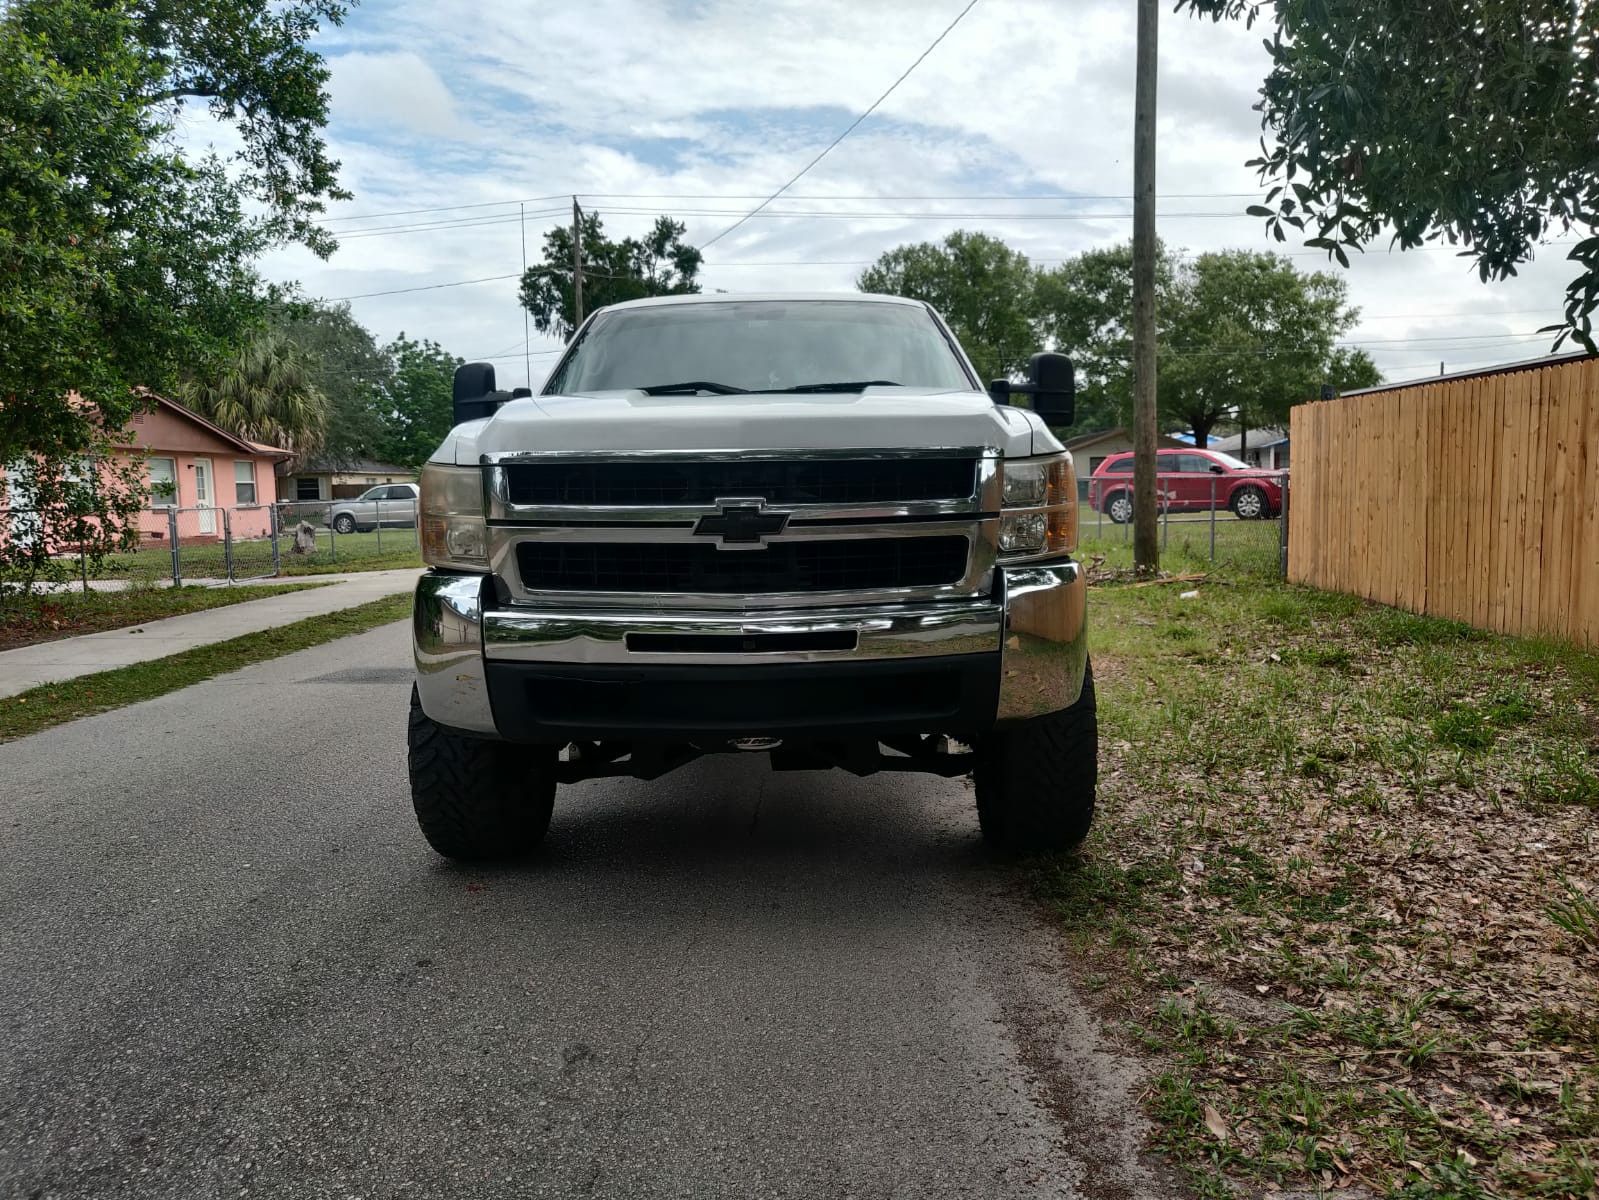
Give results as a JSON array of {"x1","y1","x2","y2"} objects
[{"x1": 1107, "y1": 493, "x2": 1133, "y2": 524}]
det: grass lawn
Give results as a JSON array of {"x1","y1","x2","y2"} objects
[
  {"x1": 1047, "y1": 571, "x2": 1598, "y2": 1199},
  {"x1": 1076, "y1": 502, "x2": 1285, "y2": 578},
  {"x1": 84, "y1": 527, "x2": 421, "y2": 582},
  {"x1": 0, "y1": 582, "x2": 325, "y2": 653},
  {"x1": 0, "y1": 592, "x2": 412, "y2": 742}
]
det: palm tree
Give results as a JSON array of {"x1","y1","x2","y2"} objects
[{"x1": 178, "y1": 326, "x2": 329, "y2": 456}]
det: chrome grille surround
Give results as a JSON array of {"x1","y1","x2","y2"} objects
[{"x1": 483, "y1": 448, "x2": 999, "y2": 611}]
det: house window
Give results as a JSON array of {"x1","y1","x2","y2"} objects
[
  {"x1": 234, "y1": 460, "x2": 256, "y2": 505},
  {"x1": 148, "y1": 457, "x2": 177, "y2": 508},
  {"x1": 296, "y1": 476, "x2": 321, "y2": 501}
]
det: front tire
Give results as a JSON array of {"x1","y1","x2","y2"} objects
[
  {"x1": 332, "y1": 513, "x2": 357, "y2": 534},
  {"x1": 975, "y1": 661, "x2": 1098, "y2": 854},
  {"x1": 1230, "y1": 486, "x2": 1267, "y2": 520},
  {"x1": 407, "y1": 686, "x2": 555, "y2": 861},
  {"x1": 1106, "y1": 492, "x2": 1133, "y2": 524}
]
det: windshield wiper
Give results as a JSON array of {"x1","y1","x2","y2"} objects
[
  {"x1": 767, "y1": 380, "x2": 900, "y2": 393},
  {"x1": 638, "y1": 381, "x2": 750, "y2": 395}
]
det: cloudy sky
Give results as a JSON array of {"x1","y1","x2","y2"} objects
[{"x1": 210, "y1": 0, "x2": 1578, "y2": 390}]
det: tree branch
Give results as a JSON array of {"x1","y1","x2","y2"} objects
[{"x1": 145, "y1": 84, "x2": 219, "y2": 105}]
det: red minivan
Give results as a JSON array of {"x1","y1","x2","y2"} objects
[{"x1": 1087, "y1": 448, "x2": 1284, "y2": 523}]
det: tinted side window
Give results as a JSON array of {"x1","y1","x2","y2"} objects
[{"x1": 1107, "y1": 458, "x2": 1136, "y2": 474}]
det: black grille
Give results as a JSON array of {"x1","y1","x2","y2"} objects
[
  {"x1": 517, "y1": 537, "x2": 969, "y2": 594},
  {"x1": 503, "y1": 458, "x2": 977, "y2": 506}
]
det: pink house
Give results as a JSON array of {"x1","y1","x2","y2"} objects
[{"x1": 117, "y1": 396, "x2": 289, "y2": 542}]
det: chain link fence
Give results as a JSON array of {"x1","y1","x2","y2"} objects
[
  {"x1": 1079, "y1": 470, "x2": 1290, "y2": 576},
  {"x1": 4, "y1": 499, "x2": 418, "y2": 591}
]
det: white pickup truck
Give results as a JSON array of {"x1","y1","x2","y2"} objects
[{"x1": 408, "y1": 293, "x2": 1094, "y2": 859}]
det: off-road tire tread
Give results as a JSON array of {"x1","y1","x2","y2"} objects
[
  {"x1": 407, "y1": 686, "x2": 554, "y2": 860},
  {"x1": 976, "y1": 662, "x2": 1097, "y2": 853}
]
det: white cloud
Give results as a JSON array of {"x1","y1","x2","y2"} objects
[
  {"x1": 262, "y1": 1, "x2": 1576, "y2": 390},
  {"x1": 326, "y1": 51, "x2": 471, "y2": 140}
]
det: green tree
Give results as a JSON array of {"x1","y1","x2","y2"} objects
[
  {"x1": 1033, "y1": 241, "x2": 1180, "y2": 431},
  {"x1": 1037, "y1": 243, "x2": 1373, "y2": 445},
  {"x1": 377, "y1": 336, "x2": 462, "y2": 468},
  {"x1": 0, "y1": 0, "x2": 345, "y2": 584},
  {"x1": 123, "y1": 0, "x2": 352, "y2": 254},
  {"x1": 275, "y1": 302, "x2": 392, "y2": 466},
  {"x1": 1160, "y1": 251, "x2": 1376, "y2": 445},
  {"x1": 1181, "y1": 0, "x2": 1599, "y2": 351},
  {"x1": 520, "y1": 215, "x2": 701, "y2": 340},
  {"x1": 177, "y1": 326, "x2": 329, "y2": 456},
  {"x1": 857, "y1": 232, "x2": 1039, "y2": 383}
]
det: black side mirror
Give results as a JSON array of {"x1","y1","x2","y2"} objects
[
  {"x1": 453, "y1": 362, "x2": 512, "y2": 424},
  {"x1": 1209, "y1": 464, "x2": 1225, "y2": 474},
  {"x1": 993, "y1": 352, "x2": 1075, "y2": 424}
]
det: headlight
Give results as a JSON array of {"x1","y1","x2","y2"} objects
[
  {"x1": 419, "y1": 463, "x2": 488, "y2": 570},
  {"x1": 999, "y1": 454, "x2": 1076, "y2": 558}
]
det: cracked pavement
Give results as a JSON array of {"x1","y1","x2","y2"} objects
[{"x1": 0, "y1": 621, "x2": 1177, "y2": 1199}]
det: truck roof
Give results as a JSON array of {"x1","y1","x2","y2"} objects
[{"x1": 597, "y1": 292, "x2": 926, "y2": 313}]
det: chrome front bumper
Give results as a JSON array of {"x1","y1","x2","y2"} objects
[{"x1": 413, "y1": 561, "x2": 1087, "y2": 738}]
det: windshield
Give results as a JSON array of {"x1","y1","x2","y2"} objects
[
  {"x1": 1208, "y1": 451, "x2": 1252, "y2": 470},
  {"x1": 544, "y1": 300, "x2": 973, "y2": 395}
]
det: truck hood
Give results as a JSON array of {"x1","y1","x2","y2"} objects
[{"x1": 432, "y1": 387, "x2": 1064, "y2": 464}]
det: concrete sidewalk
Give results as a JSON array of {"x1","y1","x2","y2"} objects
[{"x1": 0, "y1": 568, "x2": 419, "y2": 699}]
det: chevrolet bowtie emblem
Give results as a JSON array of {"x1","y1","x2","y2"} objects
[{"x1": 693, "y1": 497, "x2": 791, "y2": 548}]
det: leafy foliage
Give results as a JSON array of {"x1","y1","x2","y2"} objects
[
  {"x1": 126, "y1": 0, "x2": 352, "y2": 255},
  {"x1": 375, "y1": 336, "x2": 462, "y2": 468},
  {"x1": 1033, "y1": 240, "x2": 1180, "y2": 431},
  {"x1": 1180, "y1": 0, "x2": 1599, "y2": 352},
  {"x1": 1035, "y1": 242, "x2": 1376, "y2": 443},
  {"x1": 0, "y1": 0, "x2": 344, "y2": 584},
  {"x1": 857, "y1": 231, "x2": 1039, "y2": 383},
  {"x1": 176, "y1": 326, "x2": 329, "y2": 456},
  {"x1": 1161, "y1": 251, "x2": 1379, "y2": 444},
  {"x1": 275, "y1": 302, "x2": 392, "y2": 467},
  {"x1": 520, "y1": 214, "x2": 702, "y2": 341},
  {"x1": 0, "y1": 455, "x2": 147, "y2": 595}
]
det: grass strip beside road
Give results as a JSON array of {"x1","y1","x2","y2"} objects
[
  {"x1": 278, "y1": 545, "x2": 423, "y2": 576},
  {"x1": 0, "y1": 593, "x2": 412, "y2": 743},
  {"x1": 1048, "y1": 576, "x2": 1599, "y2": 1200},
  {"x1": 87, "y1": 528, "x2": 423, "y2": 583},
  {"x1": 0, "y1": 582, "x2": 326, "y2": 652}
]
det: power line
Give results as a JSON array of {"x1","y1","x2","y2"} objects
[
  {"x1": 333, "y1": 209, "x2": 567, "y2": 241},
  {"x1": 315, "y1": 189, "x2": 1291, "y2": 230},
  {"x1": 320, "y1": 193, "x2": 568, "y2": 224},
  {"x1": 327, "y1": 205, "x2": 1264, "y2": 242},
  {"x1": 580, "y1": 190, "x2": 1267, "y2": 202},
  {"x1": 699, "y1": 0, "x2": 983, "y2": 250},
  {"x1": 327, "y1": 273, "x2": 522, "y2": 302}
]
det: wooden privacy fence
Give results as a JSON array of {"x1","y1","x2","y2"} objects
[{"x1": 1288, "y1": 354, "x2": 1599, "y2": 646}]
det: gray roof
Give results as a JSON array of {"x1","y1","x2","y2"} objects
[
  {"x1": 288, "y1": 457, "x2": 412, "y2": 475},
  {"x1": 1209, "y1": 427, "x2": 1288, "y2": 452},
  {"x1": 1336, "y1": 350, "x2": 1595, "y2": 397}
]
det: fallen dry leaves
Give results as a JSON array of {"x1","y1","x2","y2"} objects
[{"x1": 1043, "y1": 581, "x2": 1599, "y2": 1200}]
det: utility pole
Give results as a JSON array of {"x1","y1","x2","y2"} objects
[
  {"x1": 1131, "y1": 0, "x2": 1160, "y2": 574},
  {"x1": 571, "y1": 195, "x2": 585, "y2": 335}
]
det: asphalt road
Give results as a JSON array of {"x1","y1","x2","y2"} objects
[{"x1": 0, "y1": 621, "x2": 1175, "y2": 1199}]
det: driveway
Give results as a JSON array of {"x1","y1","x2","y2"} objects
[{"x1": 0, "y1": 622, "x2": 1175, "y2": 1199}]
